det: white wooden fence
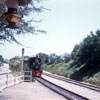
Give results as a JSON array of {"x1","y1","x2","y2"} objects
[
  {"x1": 0, "y1": 72, "x2": 24, "y2": 91},
  {"x1": 0, "y1": 71, "x2": 32, "y2": 91}
]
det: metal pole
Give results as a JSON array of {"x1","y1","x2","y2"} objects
[{"x1": 21, "y1": 48, "x2": 24, "y2": 73}]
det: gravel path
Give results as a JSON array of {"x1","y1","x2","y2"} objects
[{"x1": 42, "y1": 74, "x2": 100, "y2": 100}]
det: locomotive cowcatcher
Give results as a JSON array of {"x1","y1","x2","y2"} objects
[{"x1": 28, "y1": 56, "x2": 42, "y2": 77}]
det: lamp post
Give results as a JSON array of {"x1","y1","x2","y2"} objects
[{"x1": 21, "y1": 48, "x2": 24, "y2": 72}]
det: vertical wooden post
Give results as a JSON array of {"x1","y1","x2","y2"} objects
[
  {"x1": 6, "y1": 73, "x2": 8, "y2": 88},
  {"x1": 14, "y1": 74, "x2": 16, "y2": 85},
  {"x1": 30, "y1": 71, "x2": 32, "y2": 82}
]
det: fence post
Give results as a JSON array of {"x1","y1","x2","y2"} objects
[
  {"x1": 14, "y1": 74, "x2": 16, "y2": 85},
  {"x1": 30, "y1": 71, "x2": 32, "y2": 82},
  {"x1": 6, "y1": 73, "x2": 8, "y2": 88}
]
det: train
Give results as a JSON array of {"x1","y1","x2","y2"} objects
[{"x1": 28, "y1": 56, "x2": 42, "y2": 77}]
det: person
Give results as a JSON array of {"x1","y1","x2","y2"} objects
[{"x1": 0, "y1": 0, "x2": 31, "y2": 28}]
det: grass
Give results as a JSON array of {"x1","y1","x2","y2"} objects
[{"x1": 42, "y1": 62, "x2": 100, "y2": 86}]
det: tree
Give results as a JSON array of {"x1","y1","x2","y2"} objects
[
  {"x1": 36, "y1": 53, "x2": 49, "y2": 64},
  {"x1": 9, "y1": 56, "x2": 22, "y2": 71},
  {"x1": 70, "y1": 44, "x2": 80, "y2": 62},
  {"x1": 63, "y1": 53, "x2": 70, "y2": 63},
  {"x1": 0, "y1": 55, "x2": 5, "y2": 66},
  {"x1": 72, "y1": 30, "x2": 100, "y2": 68},
  {"x1": 0, "y1": 0, "x2": 47, "y2": 44},
  {"x1": 0, "y1": 55, "x2": 4, "y2": 62},
  {"x1": 47, "y1": 53, "x2": 63, "y2": 64}
]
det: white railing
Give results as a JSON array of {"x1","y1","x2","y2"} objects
[
  {"x1": 0, "y1": 72, "x2": 24, "y2": 91},
  {"x1": 0, "y1": 71, "x2": 33, "y2": 91}
]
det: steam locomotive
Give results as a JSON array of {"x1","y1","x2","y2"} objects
[{"x1": 28, "y1": 56, "x2": 42, "y2": 77}]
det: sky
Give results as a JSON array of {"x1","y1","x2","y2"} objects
[{"x1": 1, "y1": 0, "x2": 100, "y2": 59}]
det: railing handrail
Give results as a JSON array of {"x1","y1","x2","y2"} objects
[
  {"x1": 0, "y1": 72, "x2": 24, "y2": 91},
  {"x1": 0, "y1": 72, "x2": 12, "y2": 75},
  {"x1": 0, "y1": 71, "x2": 33, "y2": 91}
]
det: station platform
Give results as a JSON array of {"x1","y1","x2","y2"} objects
[{"x1": 0, "y1": 81, "x2": 67, "y2": 100}]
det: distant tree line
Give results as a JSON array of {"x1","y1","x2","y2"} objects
[
  {"x1": 36, "y1": 52, "x2": 70, "y2": 65},
  {"x1": 0, "y1": 55, "x2": 7, "y2": 66}
]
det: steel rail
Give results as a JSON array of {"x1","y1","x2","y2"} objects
[
  {"x1": 43, "y1": 72, "x2": 100, "y2": 92},
  {"x1": 35, "y1": 77, "x2": 89, "y2": 100}
]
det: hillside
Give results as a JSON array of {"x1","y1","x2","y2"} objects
[
  {"x1": 42, "y1": 61, "x2": 100, "y2": 86},
  {"x1": 42, "y1": 30, "x2": 100, "y2": 86}
]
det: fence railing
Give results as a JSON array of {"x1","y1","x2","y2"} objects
[
  {"x1": 0, "y1": 72, "x2": 24, "y2": 91},
  {"x1": 0, "y1": 71, "x2": 33, "y2": 91}
]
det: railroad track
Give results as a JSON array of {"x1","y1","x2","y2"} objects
[
  {"x1": 43, "y1": 72, "x2": 100, "y2": 92},
  {"x1": 35, "y1": 77, "x2": 89, "y2": 100}
]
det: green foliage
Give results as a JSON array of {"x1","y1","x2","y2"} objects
[
  {"x1": 42, "y1": 61, "x2": 74, "y2": 77},
  {"x1": 36, "y1": 53, "x2": 49, "y2": 64},
  {"x1": 9, "y1": 56, "x2": 22, "y2": 72},
  {"x1": 70, "y1": 44, "x2": 80, "y2": 61},
  {"x1": 36, "y1": 53, "x2": 64, "y2": 65},
  {"x1": 74, "y1": 30, "x2": 100, "y2": 65},
  {"x1": 0, "y1": 55, "x2": 4, "y2": 62},
  {"x1": 85, "y1": 72, "x2": 100, "y2": 86},
  {"x1": 63, "y1": 53, "x2": 70, "y2": 63},
  {"x1": 9, "y1": 56, "x2": 30, "y2": 72},
  {"x1": 47, "y1": 53, "x2": 63, "y2": 64},
  {"x1": 0, "y1": 55, "x2": 7, "y2": 66}
]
